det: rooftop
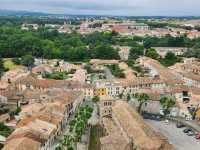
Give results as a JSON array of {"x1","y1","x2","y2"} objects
[
  {"x1": 3, "y1": 137, "x2": 41, "y2": 150},
  {"x1": 112, "y1": 101, "x2": 169, "y2": 150}
]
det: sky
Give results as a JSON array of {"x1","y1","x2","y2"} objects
[{"x1": 0, "y1": 0, "x2": 200, "y2": 16}]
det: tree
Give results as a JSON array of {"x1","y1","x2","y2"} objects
[
  {"x1": 191, "y1": 104, "x2": 199, "y2": 120},
  {"x1": 21, "y1": 55, "x2": 35, "y2": 68},
  {"x1": 92, "y1": 96, "x2": 100, "y2": 103},
  {"x1": 0, "y1": 59, "x2": 5, "y2": 77},
  {"x1": 160, "y1": 96, "x2": 176, "y2": 115},
  {"x1": 55, "y1": 145, "x2": 62, "y2": 150},
  {"x1": 135, "y1": 93, "x2": 149, "y2": 113},
  {"x1": 0, "y1": 123, "x2": 12, "y2": 137},
  {"x1": 12, "y1": 58, "x2": 21, "y2": 65},
  {"x1": 129, "y1": 46, "x2": 144, "y2": 60},
  {"x1": 106, "y1": 64, "x2": 125, "y2": 78},
  {"x1": 119, "y1": 93, "x2": 123, "y2": 99},
  {"x1": 92, "y1": 44, "x2": 119, "y2": 59},
  {"x1": 145, "y1": 48, "x2": 159, "y2": 60},
  {"x1": 161, "y1": 52, "x2": 181, "y2": 66},
  {"x1": 127, "y1": 94, "x2": 131, "y2": 102}
]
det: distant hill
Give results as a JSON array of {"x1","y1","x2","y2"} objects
[
  {"x1": 0, "y1": 9, "x2": 200, "y2": 19},
  {"x1": 0, "y1": 9, "x2": 52, "y2": 17}
]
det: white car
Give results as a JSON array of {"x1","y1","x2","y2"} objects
[
  {"x1": 185, "y1": 117, "x2": 192, "y2": 121},
  {"x1": 164, "y1": 119, "x2": 169, "y2": 124}
]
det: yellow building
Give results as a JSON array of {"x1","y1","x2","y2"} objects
[
  {"x1": 195, "y1": 108, "x2": 200, "y2": 120},
  {"x1": 95, "y1": 88, "x2": 107, "y2": 97}
]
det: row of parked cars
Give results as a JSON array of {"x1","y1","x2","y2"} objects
[
  {"x1": 176, "y1": 122, "x2": 200, "y2": 139},
  {"x1": 142, "y1": 112, "x2": 200, "y2": 140}
]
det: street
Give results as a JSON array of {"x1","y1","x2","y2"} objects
[{"x1": 145, "y1": 119, "x2": 200, "y2": 150}]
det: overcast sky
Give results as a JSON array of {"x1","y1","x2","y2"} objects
[{"x1": 0, "y1": 0, "x2": 200, "y2": 16}]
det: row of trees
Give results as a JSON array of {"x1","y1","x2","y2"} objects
[
  {"x1": 133, "y1": 93, "x2": 176, "y2": 116},
  {"x1": 143, "y1": 35, "x2": 192, "y2": 48},
  {"x1": 56, "y1": 105, "x2": 93, "y2": 150},
  {"x1": 0, "y1": 16, "x2": 81, "y2": 27}
]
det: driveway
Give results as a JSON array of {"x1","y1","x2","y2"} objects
[{"x1": 145, "y1": 119, "x2": 200, "y2": 150}]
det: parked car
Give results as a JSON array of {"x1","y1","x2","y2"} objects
[
  {"x1": 165, "y1": 119, "x2": 169, "y2": 125},
  {"x1": 183, "y1": 128, "x2": 193, "y2": 133},
  {"x1": 195, "y1": 133, "x2": 200, "y2": 139},
  {"x1": 176, "y1": 122, "x2": 185, "y2": 128},
  {"x1": 185, "y1": 117, "x2": 192, "y2": 121},
  {"x1": 187, "y1": 131, "x2": 195, "y2": 136},
  {"x1": 142, "y1": 112, "x2": 162, "y2": 121}
]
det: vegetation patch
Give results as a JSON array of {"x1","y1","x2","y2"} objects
[
  {"x1": 0, "y1": 123, "x2": 13, "y2": 137},
  {"x1": 43, "y1": 71, "x2": 70, "y2": 80},
  {"x1": 106, "y1": 64, "x2": 125, "y2": 78},
  {"x1": 3, "y1": 59, "x2": 22, "y2": 70},
  {"x1": 56, "y1": 105, "x2": 93, "y2": 150},
  {"x1": 126, "y1": 60, "x2": 146, "y2": 76}
]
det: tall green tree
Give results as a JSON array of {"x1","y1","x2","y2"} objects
[
  {"x1": 21, "y1": 55, "x2": 35, "y2": 68},
  {"x1": 135, "y1": 93, "x2": 149, "y2": 113},
  {"x1": 160, "y1": 96, "x2": 176, "y2": 115},
  {"x1": 92, "y1": 96, "x2": 100, "y2": 103},
  {"x1": 129, "y1": 46, "x2": 144, "y2": 60},
  {"x1": 161, "y1": 52, "x2": 181, "y2": 66},
  {"x1": 145, "y1": 48, "x2": 159, "y2": 60},
  {"x1": 92, "y1": 44, "x2": 119, "y2": 59},
  {"x1": 0, "y1": 59, "x2": 5, "y2": 77}
]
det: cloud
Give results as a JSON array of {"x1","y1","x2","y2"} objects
[{"x1": 0, "y1": 0, "x2": 200, "y2": 16}]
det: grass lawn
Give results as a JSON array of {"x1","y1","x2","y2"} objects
[{"x1": 3, "y1": 59, "x2": 22, "y2": 70}]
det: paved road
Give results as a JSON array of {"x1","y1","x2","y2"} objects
[
  {"x1": 169, "y1": 117, "x2": 200, "y2": 132},
  {"x1": 145, "y1": 119, "x2": 200, "y2": 150}
]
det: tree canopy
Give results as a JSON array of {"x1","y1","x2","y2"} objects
[
  {"x1": 0, "y1": 27, "x2": 120, "y2": 61},
  {"x1": 160, "y1": 52, "x2": 182, "y2": 66},
  {"x1": 160, "y1": 96, "x2": 176, "y2": 115},
  {"x1": 21, "y1": 55, "x2": 35, "y2": 67},
  {"x1": 134, "y1": 93, "x2": 149, "y2": 113},
  {"x1": 145, "y1": 48, "x2": 160, "y2": 60}
]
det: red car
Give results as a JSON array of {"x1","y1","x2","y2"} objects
[{"x1": 195, "y1": 133, "x2": 200, "y2": 139}]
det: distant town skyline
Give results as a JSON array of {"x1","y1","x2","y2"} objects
[{"x1": 1, "y1": 0, "x2": 200, "y2": 16}]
